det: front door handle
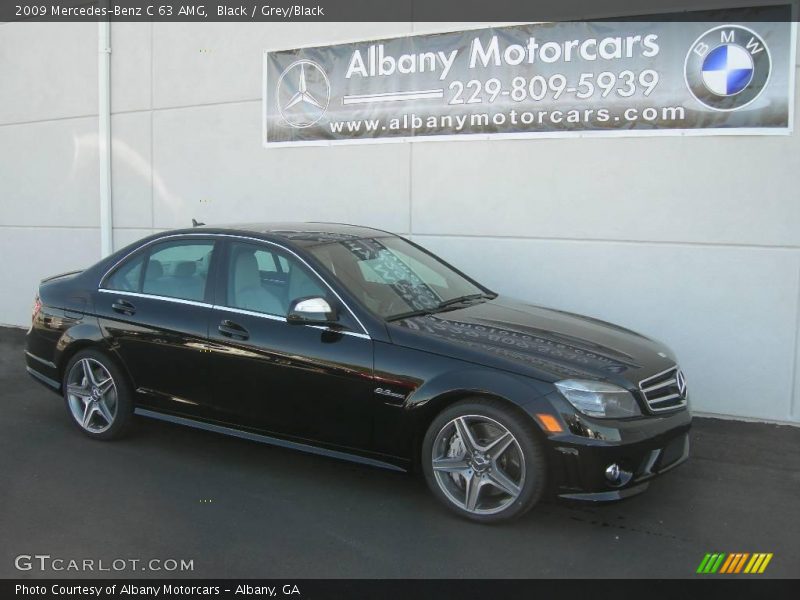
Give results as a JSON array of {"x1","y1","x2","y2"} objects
[
  {"x1": 218, "y1": 319, "x2": 249, "y2": 340},
  {"x1": 112, "y1": 299, "x2": 136, "y2": 316}
]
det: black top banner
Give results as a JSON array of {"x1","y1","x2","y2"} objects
[{"x1": 2, "y1": 0, "x2": 799, "y2": 22}]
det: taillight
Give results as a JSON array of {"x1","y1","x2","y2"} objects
[{"x1": 32, "y1": 295, "x2": 42, "y2": 321}]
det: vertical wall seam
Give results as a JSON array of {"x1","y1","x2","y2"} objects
[
  {"x1": 408, "y1": 19, "x2": 414, "y2": 238},
  {"x1": 791, "y1": 256, "x2": 800, "y2": 418},
  {"x1": 150, "y1": 21, "x2": 155, "y2": 234},
  {"x1": 408, "y1": 143, "x2": 413, "y2": 235}
]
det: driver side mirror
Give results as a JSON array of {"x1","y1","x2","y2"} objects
[{"x1": 287, "y1": 296, "x2": 338, "y2": 325}]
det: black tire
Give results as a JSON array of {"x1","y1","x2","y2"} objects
[
  {"x1": 62, "y1": 349, "x2": 133, "y2": 440},
  {"x1": 422, "y1": 398, "x2": 547, "y2": 523}
]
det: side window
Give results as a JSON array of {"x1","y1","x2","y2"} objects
[
  {"x1": 106, "y1": 253, "x2": 146, "y2": 292},
  {"x1": 227, "y1": 242, "x2": 327, "y2": 317},
  {"x1": 141, "y1": 240, "x2": 215, "y2": 302}
]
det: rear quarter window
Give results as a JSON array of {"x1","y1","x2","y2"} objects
[{"x1": 105, "y1": 254, "x2": 145, "y2": 292}]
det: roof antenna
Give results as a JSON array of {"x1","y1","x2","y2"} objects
[{"x1": 192, "y1": 218, "x2": 205, "y2": 227}]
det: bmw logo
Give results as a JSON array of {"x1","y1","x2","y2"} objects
[{"x1": 684, "y1": 25, "x2": 771, "y2": 112}]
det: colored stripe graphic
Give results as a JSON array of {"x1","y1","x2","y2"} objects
[
  {"x1": 758, "y1": 553, "x2": 773, "y2": 573},
  {"x1": 702, "y1": 552, "x2": 775, "y2": 574},
  {"x1": 719, "y1": 554, "x2": 736, "y2": 573},
  {"x1": 744, "y1": 554, "x2": 759, "y2": 573},
  {"x1": 710, "y1": 553, "x2": 726, "y2": 573},
  {"x1": 697, "y1": 554, "x2": 713, "y2": 573},
  {"x1": 734, "y1": 553, "x2": 749, "y2": 573},
  {"x1": 698, "y1": 553, "x2": 727, "y2": 573}
]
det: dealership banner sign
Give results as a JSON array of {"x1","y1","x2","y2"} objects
[{"x1": 263, "y1": 6, "x2": 796, "y2": 146}]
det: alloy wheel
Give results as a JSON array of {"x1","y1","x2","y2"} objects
[
  {"x1": 431, "y1": 414, "x2": 526, "y2": 515},
  {"x1": 65, "y1": 358, "x2": 118, "y2": 434}
]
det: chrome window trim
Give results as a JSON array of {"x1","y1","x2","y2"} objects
[
  {"x1": 214, "y1": 304, "x2": 286, "y2": 323},
  {"x1": 98, "y1": 232, "x2": 371, "y2": 338},
  {"x1": 97, "y1": 290, "x2": 369, "y2": 339},
  {"x1": 213, "y1": 305, "x2": 370, "y2": 339},
  {"x1": 305, "y1": 324, "x2": 370, "y2": 340},
  {"x1": 98, "y1": 288, "x2": 212, "y2": 308}
]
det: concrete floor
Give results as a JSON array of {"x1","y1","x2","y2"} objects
[{"x1": 2, "y1": 326, "x2": 798, "y2": 578}]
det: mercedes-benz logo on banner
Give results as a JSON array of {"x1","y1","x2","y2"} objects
[
  {"x1": 684, "y1": 25, "x2": 771, "y2": 112},
  {"x1": 275, "y1": 59, "x2": 331, "y2": 128}
]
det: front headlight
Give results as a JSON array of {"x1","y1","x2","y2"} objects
[{"x1": 554, "y1": 379, "x2": 642, "y2": 419}]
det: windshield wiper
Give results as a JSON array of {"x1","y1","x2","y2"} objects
[
  {"x1": 435, "y1": 293, "x2": 492, "y2": 310},
  {"x1": 386, "y1": 294, "x2": 493, "y2": 322},
  {"x1": 386, "y1": 308, "x2": 439, "y2": 322}
]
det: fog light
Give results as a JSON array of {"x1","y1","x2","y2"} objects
[{"x1": 604, "y1": 462, "x2": 632, "y2": 487}]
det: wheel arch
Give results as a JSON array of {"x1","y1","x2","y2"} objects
[
  {"x1": 54, "y1": 323, "x2": 131, "y2": 391},
  {"x1": 406, "y1": 368, "x2": 551, "y2": 473}
]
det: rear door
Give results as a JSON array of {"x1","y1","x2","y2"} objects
[{"x1": 95, "y1": 237, "x2": 218, "y2": 417}]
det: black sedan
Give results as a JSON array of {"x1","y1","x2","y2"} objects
[{"x1": 25, "y1": 223, "x2": 690, "y2": 522}]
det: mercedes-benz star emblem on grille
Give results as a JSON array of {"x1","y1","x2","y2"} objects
[
  {"x1": 684, "y1": 25, "x2": 771, "y2": 112},
  {"x1": 676, "y1": 369, "x2": 687, "y2": 397},
  {"x1": 275, "y1": 59, "x2": 331, "y2": 129}
]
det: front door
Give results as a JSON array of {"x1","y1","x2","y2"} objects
[{"x1": 207, "y1": 239, "x2": 375, "y2": 450}]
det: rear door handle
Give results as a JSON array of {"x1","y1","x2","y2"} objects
[
  {"x1": 218, "y1": 319, "x2": 249, "y2": 340},
  {"x1": 112, "y1": 299, "x2": 136, "y2": 316}
]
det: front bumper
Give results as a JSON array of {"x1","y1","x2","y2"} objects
[{"x1": 541, "y1": 394, "x2": 692, "y2": 500}]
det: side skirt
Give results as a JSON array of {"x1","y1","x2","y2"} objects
[{"x1": 134, "y1": 408, "x2": 407, "y2": 473}]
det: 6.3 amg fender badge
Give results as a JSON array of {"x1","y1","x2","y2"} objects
[
  {"x1": 375, "y1": 387, "x2": 407, "y2": 400},
  {"x1": 684, "y1": 24, "x2": 771, "y2": 112},
  {"x1": 275, "y1": 59, "x2": 331, "y2": 128}
]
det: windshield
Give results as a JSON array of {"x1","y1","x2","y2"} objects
[{"x1": 308, "y1": 236, "x2": 490, "y2": 320}]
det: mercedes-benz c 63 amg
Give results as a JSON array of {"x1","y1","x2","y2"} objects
[{"x1": 25, "y1": 223, "x2": 690, "y2": 522}]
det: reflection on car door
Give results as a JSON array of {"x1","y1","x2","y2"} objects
[
  {"x1": 95, "y1": 238, "x2": 216, "y2": 417},
  {"x1": 207, "y1": 240, "x2": 375, "y2": 450}
]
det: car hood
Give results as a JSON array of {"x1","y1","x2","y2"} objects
[{"x1": 387, "y1": 296, "x2": 676, "y2": 387}]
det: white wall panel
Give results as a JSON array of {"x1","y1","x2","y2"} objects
[
  {"x1": 110, "y1": 23, "x2": 152, "y2": 114},
  {"x1": 152, "y1": 22, "x2": 412, "y2": 109},
  {"x1": 0, "y1": 23, "x2": 96, "y2": 125},
  {"x1": 0, "y1": 227, "x2": 100, "y2": 327},
  {"x1": 414, "y1": 235, "x2": 800, "y2": 422},
  {"x1": 112, "y1": 227, "x2": 153, "y2": 252},
  {"x1": 410, "y1": 132, "x2": 800, "y2": 248},
  {"x1": 151, "y1": 101, "x2": 411, "y2": 232},
  {"x1": 111, "y1": 112, "x2": 152, "y2": 229},
  {"x1": 0, "y1": 117, "x2": 99, "y2": 227}
]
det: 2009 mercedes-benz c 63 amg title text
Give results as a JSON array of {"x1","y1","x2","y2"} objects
[{"x1": 25, "y1": 223, "x2": 690, "y2": 522}]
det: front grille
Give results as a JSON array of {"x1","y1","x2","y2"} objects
[{"x1": 638, "y1": 365, "x2": 687, "y2": 413}]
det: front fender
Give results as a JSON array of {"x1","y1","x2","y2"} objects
[
  {"x1": 406, "y1": 367, "x2": 552, "y2": 417},
  {"x1": 400, "y1": 367, "x2": 556, "y2": 466}
]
